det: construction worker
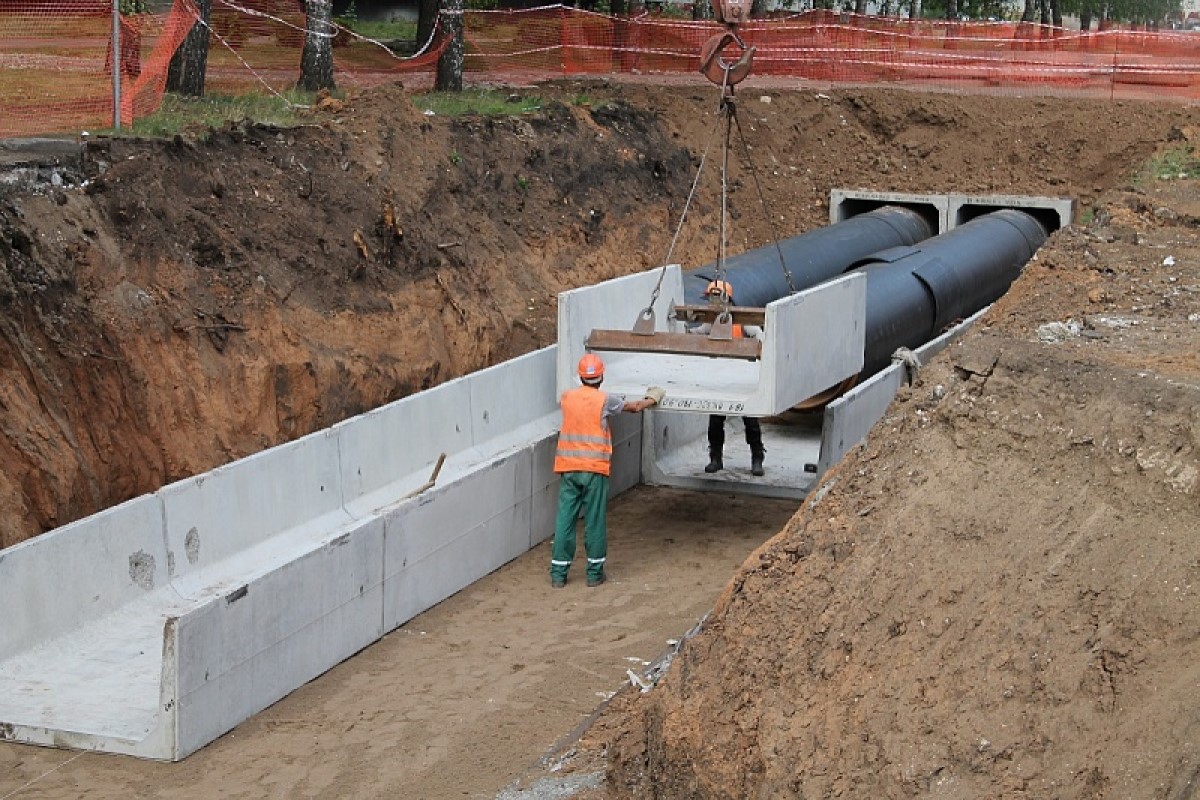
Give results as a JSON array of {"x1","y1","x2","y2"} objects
[
  {"x1": 551, "y1": 354, "x2": 664, "y2": 588},
  {"x1": 696, "y1": 280, "x2": 766, "y2": 477}
]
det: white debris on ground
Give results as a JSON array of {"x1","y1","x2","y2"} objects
[{"x1": 1036, "y1": 319, "x2": 1082, "y2": 342}]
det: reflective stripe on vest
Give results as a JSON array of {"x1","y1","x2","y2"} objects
[{"x1": 554, "y1": 386, "x2": 612, "y2": 476}]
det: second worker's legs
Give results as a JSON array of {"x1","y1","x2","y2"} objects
[
  {"x1": 745, "y1": 417, "x2": 765, "y2": 476},
  {"x1": 705, "y1": 414, "x2": 725, "y2": 473}
]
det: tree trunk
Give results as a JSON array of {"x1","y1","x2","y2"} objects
[
  {"x1": 854, "y1": 0, "x2": 866, "y2": 14},
  {"x1": 166, "y1": 0, "x2": 211, "y2": 96},
  {"x1": 1050, "y1": 0, "x2": 1061, "y2": 27},
  {"x1": 1038, "y1": 0, "x2": 1050, "y2": 26},
  {"x1": 416, "y1": 0, "x2": 438, "y2": 51},
  {"x1": 611, "y1": 0, "x2": 627, "y2": 14},
  {"x1": 945, "y1": 0, "x2": 957, "y2": 20},
  {"x1": 435, "y1": 0, "x2": 463, "y2": 91},
  {"x1": 1079, "y1": 8, "x2": 1091, "y2": 29},
  {"x1": 909, "y1": 0, "x2": 919, "y2": 20},
  {"x1": 298, "y1": 0, "x2": 336, "y2": 92},
  {"x1": 1020, "y1": 0, "x2": 1034, "y2": 22}
]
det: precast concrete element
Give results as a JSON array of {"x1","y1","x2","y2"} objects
[
  {"x1": 830, "y1": 188, "x2": 1073, "y2": 234},
  {"x1": 0, "y1": 345, "x2": 643, "y2": 761},
  {"x1": 0, "y1": 495, "x2": 188, "y2": 757},
  {"x1": 558, "y1": 266, "x2": 867, "y2": 418},
  {"x1": 829, "y1": 189, "x2": 950, "y2": 232},
  {"x1": 682, "y1": 205, "x2": 935, "y2": 307},
  {"x1": 641, "y1": 410, "x2": 822, "y2": 500},
  {"x1": 814, "y1": 306, "x2": 990, "y2": 476},
  {"x1": 640, "y1": 307, "x2": 990, "y2": 500},
  {"x1": 947, "y1": 192, "x2": 1074, "y2": 234}
]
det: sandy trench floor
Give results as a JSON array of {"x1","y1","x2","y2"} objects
[{"x1": 0, "y1": 485, "x2": 798, "y2": 800}]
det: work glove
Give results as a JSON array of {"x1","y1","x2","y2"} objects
[{"x1": 645, "y1": 386, "x2": 666, "y2": 405}]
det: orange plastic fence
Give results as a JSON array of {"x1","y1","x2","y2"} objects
[{"x1": 2, "y1": 3, "x2": 1198, "y2": 138}]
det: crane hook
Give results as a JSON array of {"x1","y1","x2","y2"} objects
[{"x1": 699, "y1": 31, "x2": 755, "y2": 88}]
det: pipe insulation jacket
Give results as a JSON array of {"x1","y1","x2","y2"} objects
[
  {"x1": 682, "y1": 205, "x2": 935, "y2": 306},
  {"x1": 684, "y1": 206, "x2": 1047, "y2": 383},
  {"x1": 849, "y1": 209, "x2": 1048, "y2": 376}
]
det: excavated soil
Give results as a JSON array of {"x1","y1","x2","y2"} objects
[{"x1": 1, "y1": 79, "x2": 1198, "y2": 799}]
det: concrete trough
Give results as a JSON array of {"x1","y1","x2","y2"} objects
[
  {"x1": 641, "y1": 306, "x2": 994, "y2": 499},
  {"x1": 558, "y1": 266, "x2": 867, "y2": 419},
  {"x1": 0, "y1": 345, "x2": 643, "y2": 761},
  {"x1": 830, "y1": 188, "x2": 1074, "y2": 234}
]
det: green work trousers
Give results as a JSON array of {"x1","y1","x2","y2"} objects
[{"x1": 550, "y1": 471, "x2": 610, "y2": 582}]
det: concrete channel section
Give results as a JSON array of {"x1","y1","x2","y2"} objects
[
  {"x1": 0, "y1": 190, "x2": 1068, "y2": 761},
  {"x1": 0, "y1": 347, "x2": 640, "y2": 760}
]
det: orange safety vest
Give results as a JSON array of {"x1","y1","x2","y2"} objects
[{"x1": 554, "y1": 386, "x2": 613, "y2": 476}]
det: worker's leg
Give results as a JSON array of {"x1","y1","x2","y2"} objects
[
  {"x1": 550, "y1": 472, "x2": 585, "y2": 585},
  {"x1": 579, "y1": 472, "x2": 611, "y2": 584},
  {"x1": 745, "y1": 417, "x2": 765, "y2": 476},
  {"x1": 705, "y1": 414, "x2": 725, "y2": 473}
]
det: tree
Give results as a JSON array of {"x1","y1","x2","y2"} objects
[
  {"x1": 299, "y1": 0, "x2": 336, "y2": 91},
  {"x1": 435, "y1": 0, "x2": 463, "y2": 91},
  {"x1": 166, "y1": 0, "x2": 211, "y2": 96},
  {"x1": 417, "y1": 0, "x2": 439, "y2": 53}
]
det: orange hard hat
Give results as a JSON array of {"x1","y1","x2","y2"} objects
[
  {"x1": 705, "y1": 280, "x2": 734, "y2": 300},
  {"x1": 578, "y1": 353, "x2": 605, "y2": 380}
]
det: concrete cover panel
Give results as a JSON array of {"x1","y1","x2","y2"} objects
[
  {"x1": 161, "y1": 429, "x2": 343, "y2": 577},
  {"x1": 339, "y1": 377, "x2": 474, "y2": 516},
  {"x1": 174, "y1": 516, "x2": 384, "y2": 759},
  {"x1": 0, "y1": 494, "x2": 167, "y2": 662},
  {"x1": 556, "y1": 266, "x2": 684, "y2": 398}
]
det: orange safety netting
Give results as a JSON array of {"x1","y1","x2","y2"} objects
[
  {"x1": 2, "y1": 3, "x2": 1199, "y2": 138},
  {"x1": 464, "y1": 7, "x2": 1200, "y2": 100}
]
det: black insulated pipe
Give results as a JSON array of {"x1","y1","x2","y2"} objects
[
  {"x1": 850, "y1": 208, "x2": 1048, "y2": 376},
  {"x1": 682, "y1": 205, "x2": 935, "y2": 306}
]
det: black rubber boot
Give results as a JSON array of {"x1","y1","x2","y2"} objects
[
  {"x1": 750, "y1": 448, "x2": 765, "y2": 476},
  {"x1": 705, "y1": 451, "x2": 724, "y2": 473}
]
